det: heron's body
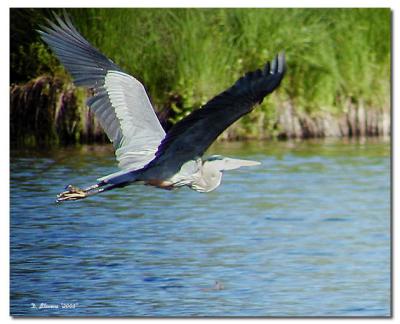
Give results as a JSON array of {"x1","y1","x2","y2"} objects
[
  {"x1": 39, "y1": 12, "x2": 285, "y2": 202},
  {"x1": 144, "y1": 159, "x2": 220, "y2": 192},
  {"x1": 142, "y1": 156, "x2": 260, "y2": 192}
]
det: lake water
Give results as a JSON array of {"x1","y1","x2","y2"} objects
[{"x1": 10, "y1": 139, "x2": 391, "y2": 317}]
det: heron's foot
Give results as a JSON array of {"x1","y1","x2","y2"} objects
[{"x1": 56, "y1": 185, "x2": 87, "y2": 202}]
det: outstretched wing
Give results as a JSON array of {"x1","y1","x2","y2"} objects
[
  {"x1": 147, "y1": 53, "x2": 286, "y2": 177},
  {"x1": 38, "y1": 12, "x2": 166, "y2": 170}
]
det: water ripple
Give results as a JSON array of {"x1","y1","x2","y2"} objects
[{"x1": 10, "y1": 140, "x2": 390, "y2": 317}]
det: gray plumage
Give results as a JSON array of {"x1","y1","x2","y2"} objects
[
  {"x1": 38, "y1": 12, "x2": 286, "y2": 202},
  {"x1": 39, "y1": 13, "x2": 165, "y2": 171}
]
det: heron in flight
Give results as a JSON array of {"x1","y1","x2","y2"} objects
[{"x1": 39, "y1": 13, "x2": 285, "y2": 202}]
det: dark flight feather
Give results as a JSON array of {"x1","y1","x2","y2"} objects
[{"x1": 146, "y1": 53, "x2": 286, "y2": 177}]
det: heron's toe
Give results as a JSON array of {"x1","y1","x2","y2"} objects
[{"x1": 56, "y1": 185, "x2": 87, "y2": 202}]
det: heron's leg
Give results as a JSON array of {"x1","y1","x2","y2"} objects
[{"x1": 96, "y1": 181, "x2": 130, "y2": 193}]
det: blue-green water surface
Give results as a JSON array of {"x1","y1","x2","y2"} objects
[{"x1": 10, "y1": 139, "x2": 391, "y2": 316}]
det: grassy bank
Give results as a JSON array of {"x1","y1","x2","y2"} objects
[{"x1": 10, "y1": 8, "x2": 390, "y2": 146}]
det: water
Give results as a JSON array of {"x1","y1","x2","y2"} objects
[{"x1": 10, "y1": 139, "x2": 391, "y2": 317}]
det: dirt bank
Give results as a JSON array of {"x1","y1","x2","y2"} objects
[{"x1": 10, "y1": 76, "x2": 390, "y2": 147}]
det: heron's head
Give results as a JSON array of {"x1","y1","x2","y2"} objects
[{"x1": 197, "y1": 155, "x2": 260, "y2": 192}]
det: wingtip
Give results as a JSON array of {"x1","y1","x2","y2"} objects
[
  {"x1": 277, "y1": 51, "x2": 286, "y2": 74},
  {"x1": 269, "y1": 52, "x2": 285, "y2": 75},
  {"x1": 51, "y1": 10, "x2": 61, "y2": 21},
  {"x1": 270, "y1": 55, "x2": 277, "y2": 74}
]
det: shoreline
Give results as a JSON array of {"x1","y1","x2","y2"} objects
[{"x1": 10, "y1": 76, "x2": 391, "y2": 147}]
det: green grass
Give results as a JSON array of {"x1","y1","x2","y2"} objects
[{"x1": 11, "y1": 8, "x2": 391, "y2": 140}]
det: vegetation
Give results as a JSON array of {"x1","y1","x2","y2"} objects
[{"x1": 10, "y1": 8, "x2": 390, "y2": 146}]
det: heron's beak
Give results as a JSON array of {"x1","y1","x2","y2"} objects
[{"x1": 222, "y1": 158, "x2": 261, "y2": 170}]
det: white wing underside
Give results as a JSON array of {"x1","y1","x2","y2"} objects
[
  {"x1": 103, "y1": 71, "x2": 165, "y2": 169},
  {"x1": 94, "y1": 72, "x2": 166, "y2": 183},
  {"x1": 38, "y1": 14, "x2": 166, "y2": 181}
]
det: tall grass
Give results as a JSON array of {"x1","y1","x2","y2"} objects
[
  {"x1": 68, "y1": 8, "x2": 390, "y2": 110},
  {"x1": 11, "y1": 8, "x2": 390, "y2": 141}
]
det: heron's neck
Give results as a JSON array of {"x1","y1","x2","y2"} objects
[{"x1": 190, "y1": 163, "x2": 222, "y2": 193}]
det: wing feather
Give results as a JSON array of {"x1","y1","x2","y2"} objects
[
  {"x1": 39, "y1": 12, "x2": 165, "y2": 170},
  {"x1": 146, "y1": 53, "x2": 286, "y2": 177}
]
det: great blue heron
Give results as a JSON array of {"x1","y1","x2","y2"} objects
[{"x1": 38, "y1": 13, "x2": 285, "y2": 202}]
